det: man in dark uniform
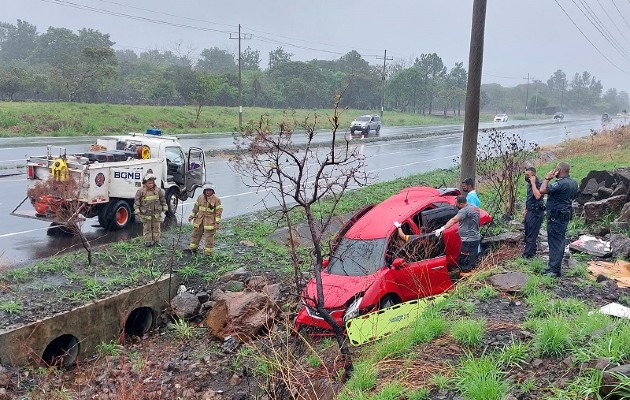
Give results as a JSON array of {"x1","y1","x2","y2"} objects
[
  {"x1": 539, "y1": 162, "x2": 578, "y2": 277},
  {"x1": 523, "y1": 167, "x2": 545, "y2": 258}
]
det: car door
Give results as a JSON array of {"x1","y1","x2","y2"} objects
[
  {"x1": 185, "y1": 147, "x2": 205, "y2": 198},
  {"x1": 392, "y1": 233, "x2": 452, "y2": 300}
]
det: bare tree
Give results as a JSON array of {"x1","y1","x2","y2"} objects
[
  {"x1": 27, "y1": 172, "x2": 94, "y2": 265},
  {"x1": 231, "y1": 94, "x2": 369, "y2": 357}
]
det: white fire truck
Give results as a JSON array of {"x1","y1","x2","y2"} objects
[{"x1": 12, "y1": 129, "x2": 206, "y2": 231}]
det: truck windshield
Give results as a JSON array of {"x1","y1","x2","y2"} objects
[{"x1": 327, "y1": 238, "x2": 387, "y2": 276}]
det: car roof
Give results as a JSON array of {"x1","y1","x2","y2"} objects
[{"x1": 345, "y1": 187, "x2": 453, "y2": 240}]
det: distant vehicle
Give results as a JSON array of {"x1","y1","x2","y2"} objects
[
  {"x1": 350, "y1": 115, "x2": 381, "y2": 135},
  {"x1": 494, "y1": 114, "x2": 508, "y2": 122},
  {"x1": 553, "y1": 112, "x2": 564, "y2": 121},
  {"x1": 602, "y1": 113, "x2": 611, "y2": 123}
]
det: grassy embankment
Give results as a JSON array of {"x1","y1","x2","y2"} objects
[
  {"x1": 0, "y1": 101, "x2": 492, "y2": 137},
  {"x1": 1, "y1": 122, "x2": 628, "y2": 397}
]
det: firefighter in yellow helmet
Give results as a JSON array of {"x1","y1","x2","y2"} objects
[
  {"x1": 186, "y1": 183, "x2": 222, "y2": 255},
  {"x1": 134, "y1": 173, "x2": 167, "y2": 247}
]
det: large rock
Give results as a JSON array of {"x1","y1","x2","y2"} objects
[
  {"x1": 611, "y1": 234, "x2": 630, "y2": 260},
  {"x1": 600, "y1": 364, "x2": 630, "y2": 399},
  {"x1": 170, "y1": 292, "x2": 201, "y2": 319},
  {"x1": 617, "y1": 202, "x2": 630, "y2": 223},
  {"x1": 489, "y1": 272, "x2": 529, "y2": 293},
  {"x1": 207, "y1": 291, "x2": 279, "y2": 341},
  {"x1": 481, "y1": 232, "x2": 523, "y2": 246},
  {"x1": 569, "y1": 235, "x2": 611, "y2": 258},
  {"x1": 584, "y1": 195, "x2": 628, "y2": 224}
]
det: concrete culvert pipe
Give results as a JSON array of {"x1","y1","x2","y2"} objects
[
  {"x1": 125, "y1": 307, "x2": 154, "y2": 336},
  {"x1": 42, "y1": 334, "x2": 80, "y2": 367}
]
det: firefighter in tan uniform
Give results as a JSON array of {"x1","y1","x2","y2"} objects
[
  {"x1": 187, "y1": 183, "x2": 222, "y2": 255},
  {"x1": 134, "y1": 173, "x2": 167, "y2": 247}
]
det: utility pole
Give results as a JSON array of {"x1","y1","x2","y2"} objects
[
  {"x1": 376, "y1": 49, "x2": 393, "y2": 120},
  {"x1": 523, "y1": 73, "x2": 529, "y2": 117},
  {"x1": 560, "y1": 79, "x2": 565, "y2": 113},
  {"x1": 460, "y1": 0, "x2": 487, "y2": 185},
  {"x1": 230, "y1": 24, "x2": 251, "y2": 130},
  {"x1": 534, "y1": 87, "x2": 539, "y2": 115}
]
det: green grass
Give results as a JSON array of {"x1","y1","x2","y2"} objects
[
  {"x1": 343, "y1": 361, "x2": 377, "y2": 392},
  {"x1": 0, "y1": 101, "x2": 483, "y2": 137},
  {"x1": 454, "y1": 354, "x2": 508, "y2": 400},
  {"x1": 450, "y1": 318, "x2": 486, "y2": 347},
  {"x1": 475, "y1": 285, "x2": 498, "y2": 300},
  {"x1": 95, "y1": 340, "x2": 122, "y2": 357},
  {"x1": 169, "y1": 319, "x2": 197, "y2": 340},
  {"x1": 530, "y1": 316, "x2": 572, "y2": 357},
  {"x1": 0, "y1": 299, "x2": 22, "y2": 314}
]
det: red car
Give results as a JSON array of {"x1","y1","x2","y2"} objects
[{"x1": 294, "y1": 186, "x2": 492, "y2": 333}]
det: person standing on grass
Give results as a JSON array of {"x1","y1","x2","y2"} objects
[
  {"x1": 461, "y1": 177, "x2": 480, "y2": 207},
  {"x1": 433, "y1": 195, "x2": 481, "y2": 277},
  {"x1": 134, "y1": 173, "x2": 167, "y2": 247},
  {"x1": 522, "y1": 167, "x2": 545, "y2": 258},
  {"x1": 186, "y1": 183, "x2": 223, "y2": 256},
  {"x1": 539, "y1": 162, "x2": 578, "y2": 277}
]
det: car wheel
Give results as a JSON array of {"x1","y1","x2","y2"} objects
[
  {"x1": 101, "y1": 199, "x2": 134, "y2": 231},
  {"x1": 165, "y1": 187, "x2": 180, "y2": 216},
  {"x1": 376, "y1": 126, "x2": 381, "y2": 135},
  {"x1": 379, "y1": 294, "x2": 401, "y2": 309}
]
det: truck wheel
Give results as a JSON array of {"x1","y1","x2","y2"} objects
[
  {"x1": 47, "y1": 222, "x2": 74, "y2": 237},
  {"x1": 165, "y1": 187, "x2": 180, "y2": 216},
  {"x1": 101, "y1": 200, "x2": 133, "y2": 231}
]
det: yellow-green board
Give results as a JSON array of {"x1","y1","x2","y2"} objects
[{"x1": 346, "y1": 294, "x2": 449, "y2": 346}]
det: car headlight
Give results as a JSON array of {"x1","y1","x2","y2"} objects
[{"x1": 343, "y1": 296, "x2": 363, "y2": 324}]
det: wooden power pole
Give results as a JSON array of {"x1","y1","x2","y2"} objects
[{"x1": 460, "y1": 0, "x2": 487, "y2": 185}]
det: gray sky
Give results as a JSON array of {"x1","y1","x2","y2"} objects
[{"x1": 5, "y1": 0, "x2": 630, "y2": 92}]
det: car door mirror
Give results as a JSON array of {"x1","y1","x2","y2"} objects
[{"x1": 391, "y1": 258, "x2": 406, "y2": 269}]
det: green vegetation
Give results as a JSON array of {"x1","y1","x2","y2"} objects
[
  {"x1": 450, "y1": 318, "x2": 486, "y2": 347},
  {"x1": 0, "y1": 101, "x2": 477, "y2": 137}
]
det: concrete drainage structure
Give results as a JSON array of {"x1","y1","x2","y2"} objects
[{"x1": 0, "y1": 275, "x2": 176, "y2": 366}]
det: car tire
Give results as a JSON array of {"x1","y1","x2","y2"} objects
[
  {"x1": 379, "y1": 294, "x2": 401, "y2": 309},
  {"x1": 376, "y1": 126, "x2": 381, "y2": 135},
  {"x1": 165, "y1": 187, "x2": 180, "y2": 216},
  {"x1": 350, "y1": 129, "x2": 355, "y2": 135},
  {"x1": 100, "y1": 199, "x2": 134, "y2": 231}
]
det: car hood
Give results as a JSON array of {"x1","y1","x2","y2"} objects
[
  {"x1": 351, "y1": 120, "x2": 368, "y2": 125},
  {"x1": 302, "y1": 271, "x2": 378, "y2": 309}
]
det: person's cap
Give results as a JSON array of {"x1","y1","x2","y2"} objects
[
  {"x1": 462, "y1": 177, "x2": 474, "y2": 186},
  {"x1": 143, "y1": 173, "x2": 157, "y2": 182}
]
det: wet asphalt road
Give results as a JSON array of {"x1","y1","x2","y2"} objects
[{"x1": 0, "y1": 117, "x2": 608, "y2": 266}]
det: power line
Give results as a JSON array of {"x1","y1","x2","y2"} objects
[
  {"x1": 553, "y1": 0, "x2": 630, "y2": 75},
  {"x1": 595, "y1": 0, "x2": 630, "y2": 47},
  {"x1": 573, "y1": 0, "x2": 630, "y2": 61},
  {"x1": 612, "y1": 0, "x2": 630, "y2": 33}
]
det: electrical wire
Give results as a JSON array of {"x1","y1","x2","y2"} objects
[
  {"x1": 595, "y1": 0, "x2": 630, "y2": 47},
  {"x1": 554, "y1": 0, "x2": 630, "y2": 74}
]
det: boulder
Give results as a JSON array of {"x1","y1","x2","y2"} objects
[
  {"x1": 218, "y1": 267, "x2": 249, "y2": 283},
  {"x1": 481, "y1": 232, "x2": 523, "y2": 247},
  {"x1": 610, "y1": 183, "x2": 628, "y2": 198},
  {"x1": 579, "y1": 170, "x2": 616, "y2": 192},
  {"x1": 569, "y1": 235, "x2": 611, "y2": 258},
  {"x1": 617, "y1": 202, "x2": 630, "y2": 223},
  {"x1": 170, "y1": 292, "x2": 201, "y2": 319},
  {"x1": 597, "y1": 187, "x2": 613, "y2": 200},
  {"x1": 610, "y1": 234, "x2": 630, "y2": 260},
  {"x1": 246, "y1": 276, "x2": 271, "y2": 291},
  {"x1": 600, "y1": 364, "x2": 630, "y2": 399},
  {"x1": 207, "y1": 291, "x2": 279, "y2": 341},
  {"x1": 488, "y1": 272, "x2": 529, "y2": 293},
  {"x1": 584, "y1": 195, "x2": 628, "y2": 224}
]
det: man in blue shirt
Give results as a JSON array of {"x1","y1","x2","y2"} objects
[
  {"x1": 539, "y1": 162, "x2": 578, "y2": 277},
  {"x1": 523, "y1": 167, "x2": 545, "y2": 258},
  {"x1": 462, "y1": 177, "x2": 480, "y2": 207}
]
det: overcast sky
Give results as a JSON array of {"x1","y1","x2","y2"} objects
[{"x1": 5, "y1": 0, "x2": 630, "y2": 93}]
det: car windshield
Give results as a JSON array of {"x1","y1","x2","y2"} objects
[
  {"x1": 355, "y1": 116, "x2": 370, "y2": 122},
  {"x1": 327, "y1": 238, "x2": 387, "y2": 276}
]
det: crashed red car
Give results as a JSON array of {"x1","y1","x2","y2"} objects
[{"x1": 295, "y1": 186, "x2": 492, "y2": 333}]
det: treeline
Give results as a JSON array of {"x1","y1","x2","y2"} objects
[{"x1": 0, "y1": 19, "x2": 628, "y2": 115}]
